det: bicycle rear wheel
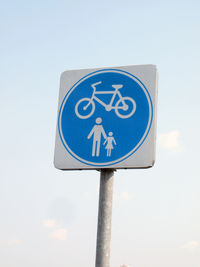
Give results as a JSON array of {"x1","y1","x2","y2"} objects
[{"x1": 115, "y1": 97, "x2": 136, "y2": 119}]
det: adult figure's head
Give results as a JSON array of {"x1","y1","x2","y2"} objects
[
  {"x1": 96, "y1": 117, "x2": 102, "y2": 124},
  {"x1": 109, "y1": 132, "x2": 113, "y2": 136}
]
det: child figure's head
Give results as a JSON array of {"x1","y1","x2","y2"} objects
[{"x1": 109, "y1": 132, "x2": 113, "y2": 136}]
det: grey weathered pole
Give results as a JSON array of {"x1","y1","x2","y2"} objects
[{"x1": 95, "y1": 169, "x2": 114, "y2": 267}]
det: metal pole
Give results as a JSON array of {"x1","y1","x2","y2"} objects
[{"x1": 95, "y1": 169, "x2": 114, "y2": 267}]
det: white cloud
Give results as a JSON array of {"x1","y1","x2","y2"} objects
[
  {"x1": 7, "y1": 239, "x2": 20, "y2": 245},
  {"x1": 43, "y1": 219, "x2": 68, "y2": 241},
  {"x1": 158, "y1": 130, "x2": 183, "y2": 152},
  {"x1": 50, "y1": 228, "x2": 68, "y2": 241},
  {"x1": 181, "y1": 241, "x2": 199, "y2": 250},
  {"x1": 42, "y1": 219, "x2": 57, "y2": 228},
  {"x1": 119, "y1": 192, "x2": 133, "y2": 201}
]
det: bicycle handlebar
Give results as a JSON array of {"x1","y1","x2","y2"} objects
[{"x1": 91, "y1": 81, "x2": 102, "y2": 90}]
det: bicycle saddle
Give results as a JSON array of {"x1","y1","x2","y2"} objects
[{"x1": 112, "y1": 84, "x2": 123, "y2": 90}]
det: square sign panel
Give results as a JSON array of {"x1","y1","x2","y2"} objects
[{"x1": 54, "y1": 65, "x2": 158, "y2": 170}]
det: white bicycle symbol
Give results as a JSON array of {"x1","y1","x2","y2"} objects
[{"x1": 75, "y1": 81, "x2": 136, "y2": 119}]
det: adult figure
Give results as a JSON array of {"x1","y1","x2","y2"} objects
[{"x1": 87, "y1": 117, "x2": 107, "y2": 157}]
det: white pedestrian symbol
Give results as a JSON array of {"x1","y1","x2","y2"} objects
[
  {"x1": 103, "y1": 132, "x2": 117, "y2": 157},
  {"x1": 75, "y1": 81, "x2": 136, "y2": 119},
  {"x1": 87, "y1": 117, "x2": 107, "y2": 157}
]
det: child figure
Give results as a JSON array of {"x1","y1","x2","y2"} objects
[{"x1": 103, "y1": 132, "x2": 116, "y2": 157}]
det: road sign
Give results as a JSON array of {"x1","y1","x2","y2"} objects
[{"x1": 54, "y1": 65, "x2": 157, "y2": 170}]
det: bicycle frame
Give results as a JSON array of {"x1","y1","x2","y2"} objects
[
  {"x1": 75, "y1": 81, "x2": 136, "y2": 119},
  {"x1": 86, "y1": 85, "x2": 126, "y2": 111}
]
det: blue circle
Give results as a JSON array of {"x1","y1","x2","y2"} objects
[{"x1": 58, "y1": 69, "x2": 153, "y2": 166}]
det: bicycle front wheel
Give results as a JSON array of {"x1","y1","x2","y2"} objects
[
  {"x1": 75, "y1": 98, "x2": 95, "y2": 119},
  {"x1": 115, "y1": 97, "x2": 136, "y2": 119}
]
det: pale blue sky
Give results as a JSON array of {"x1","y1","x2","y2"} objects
[{"x1": 0, "y1": 0, "x2": 200, "y2": 267}]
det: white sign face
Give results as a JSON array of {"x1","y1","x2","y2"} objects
[{"x1": 54, "y1": 65, "x2": 158, "y2": 170}]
